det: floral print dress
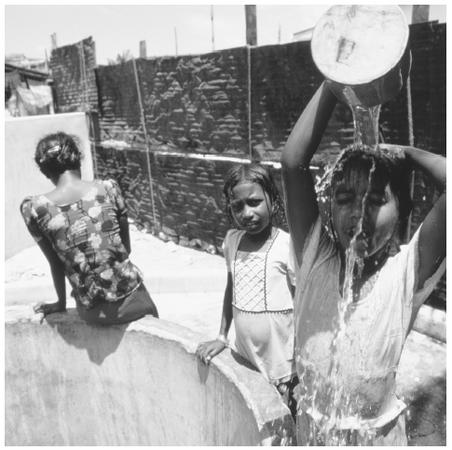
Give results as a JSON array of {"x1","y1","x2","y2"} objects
[{"x1": 20, "y1": 179, "x2": 142, "y2": 309}]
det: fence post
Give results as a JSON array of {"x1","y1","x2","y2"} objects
[
  {"x1": 247, "y1": 45, "x2": 253, "y2": 160},
  {"x1": 132, "y1": 58, "x2": 159, "y2": 232},
  {"x1": 405, "y1": 74, "x2": 415, "y2": 243},
  {"x1": 78, "y1": 40, "x2": 98, "y2": 181},
  {"x1": 86, "y1": 111, "x2": 100, "y2": 179},
  {"x1": 77, "y1": 41, "x2": 89, "y2": 112}
]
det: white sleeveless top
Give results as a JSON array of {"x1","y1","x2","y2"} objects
[
  {"x1": 223, "y1": 228, "x2": 295, "y2": 383},
  {"x1": 290, "y1": 217, "x2": 445, "y2": 429}
]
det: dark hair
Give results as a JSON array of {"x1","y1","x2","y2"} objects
[
  {"x1": 223, "y1": 163, "x2": 285, "y2": 226},
  {"x1": 35, "y1": 132, "x2": 82, "y2": 179},
  {"x1": 326, "y1": 145, "x2": 413, "y2": 237}
]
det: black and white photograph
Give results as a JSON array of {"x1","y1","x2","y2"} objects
[{"x1": 4, "y1": 3, "x2": 446, "y2": 446}]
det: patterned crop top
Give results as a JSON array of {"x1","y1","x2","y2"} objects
[{"x1": 20, "y1": 179, "x2": 142, "y2": 309}]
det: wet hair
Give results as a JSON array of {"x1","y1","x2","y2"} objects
[
  {"x1": 223, "y1": 163, "x2": 285, "y2": 226},
  {"x1": 35, "y1": 132, "x2": 82, "y2": 179},
  {"x1": 326, "y1": 145, "x2": 413, "y2": 238}
]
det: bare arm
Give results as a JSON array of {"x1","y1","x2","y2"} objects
[
  {"x1": 218, "y1": 272, "x2": 234, "y2": 336},
  {"x1": 118, "y1": 214, "x2": 131, "y2": 255},
  {"x1": 403, "y1": 146, "x2": 446, "y2": 292},
  {"x1": 281, "y1": 82, "x2": 337, "y2": 265},
  {"x1": 196, "y1": 272, "x2": 233, "y2": 364},
  {"x1": 34, "y1": 237, "x2": 66, "y2": 318},
  {"x1": 110, "y1": 179, "x2": 131, "y2": 254}
]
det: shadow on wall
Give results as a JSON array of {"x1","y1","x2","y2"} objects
[{"x1": 44, "y1": 310, "x2": 128, "y2": 364}]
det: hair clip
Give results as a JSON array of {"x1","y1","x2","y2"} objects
[{"x1": 46, "y1": 144, "x2": 61, "y2": 154}]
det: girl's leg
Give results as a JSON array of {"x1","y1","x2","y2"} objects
[
  {"x1": 336, "y1": 414, "x2": 407, "y2": 446},
  {"x1": 277, "y1": 375, "x2": 299, "y2": 420},
  {"x1": 296, "y1": 409, "x2": 319, "y2": 445},
  {"x1": 369, "y1": 413, "x2": 407, "y2": 446}
]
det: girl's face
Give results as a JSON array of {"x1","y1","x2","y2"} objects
[
  {"x1": 331, "y1": 167, "x2": 399, "y2": 258},
  {"x1": 229, "y1": 182, "x2": 272, "y2": 234}
]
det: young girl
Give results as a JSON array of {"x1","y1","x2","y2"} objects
[
  {"x1": 196, "y1": 163, "x2": 298, "y2": 417},
  {"x1": 281, "y1": 83, "x2": 446, "y2": 445},
  {"x1": 20, "y1": 132, "x2": 159, "y2": 325}
]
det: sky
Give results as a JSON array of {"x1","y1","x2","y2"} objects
[
  {"x1": 5, "y1": 4, "x2": 331, "y2": 64},
  {"x1": 5, "y1": 3, "x2": 446, "y2": 66}
]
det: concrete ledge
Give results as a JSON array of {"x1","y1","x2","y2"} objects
[
  {"x1": 5, "y1": 305, "x2": 294, "y2": 446},
  {"x1": 6, "y1": 278, "x2": 444, "y2": 343},
  {"x1": 412, "y1": 304, "x2": 446, "y2": 343},
  {"x1": 5, "y1": 270, "x2": 226, "y2": 304}
]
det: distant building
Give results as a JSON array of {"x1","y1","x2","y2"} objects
[
  {"x1": 5, "y1": 63, "x2": 54, "y2": 117},
  {"x1": 6, "y1": 53, "x2": 48, "y2": 72}
]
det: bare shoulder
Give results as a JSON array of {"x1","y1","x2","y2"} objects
[
  {"x1": 275, "y1": 227, "x2": 290, "y2": 240},
  {"x1": 20, "y1": 195, "x2": 35, "y2": 215},
  {"x1": 224, "y1": 228, "x2": 243, "y2": 243}
]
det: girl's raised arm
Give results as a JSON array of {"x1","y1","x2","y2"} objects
[
  {"x1": 403, "y1": 147, "x2": 446, "y2": 295},
  {"x1": 281, "y1": 82, "x2": 337, "y2": 265}
]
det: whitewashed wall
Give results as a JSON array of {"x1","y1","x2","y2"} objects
[{"x1": 5, "y1": 112, "x2": 93, "y2": 259}]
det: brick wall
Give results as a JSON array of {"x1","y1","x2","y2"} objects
[
  {"x1": 96, "y1": 62, "x2": 143, "y2": 144},
  {"x1": 50, "y1": 36, "x2": 97, "y2": 113},
  {"x1": 94, "y1": 147, "x2": 288, "y2": 247},
  {"x1": 138, "y1": 50, "x2": 249, "y2": 155}
]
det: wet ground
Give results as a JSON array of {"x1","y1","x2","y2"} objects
[{"x1": 5, "y1": 226, "x2": 446, "y2": 446}]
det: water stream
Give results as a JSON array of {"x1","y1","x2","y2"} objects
[{"x1": 307, "y1": 100, "x2": 382, "y2": 445}]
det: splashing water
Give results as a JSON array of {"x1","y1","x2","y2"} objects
[
  {"x1": 305, "y1": 102, "x2": 383, "y2": 445},
  {"x1": 352, "y1": 104, "x2": 381, "y2": 149}
]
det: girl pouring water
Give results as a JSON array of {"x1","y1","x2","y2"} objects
[{"x1": 281, "y1": 82, "x2": 445, "y2": 445}]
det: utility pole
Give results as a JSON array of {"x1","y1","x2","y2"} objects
[
  {"x1": 44, "y1": 49, "x2": 49, "y2": 72},
  {"x1": 50, "y1": 33, "x2": 58, "y2": 51},
  {"x1": 174, "y1": 27, "x2": 178, "y2": 55},
  {"x1": 139, "y1": 40, "x2": 147, "y2": 58},
  {"x1": 412, "y1": 5, "x2": 429, "y2": 23},
  {"x1": 278, "y1": 23, "x2": 281, "y2": 44},
  {"x1": 210, "y1": 5, "x2": 215, "y2": 51},
  {"x1": 245, "y1": 5, "x2": 257, "y2": 46},
  {"x1": 405, "y1": 5, "x2": 429, "y2": 242}
]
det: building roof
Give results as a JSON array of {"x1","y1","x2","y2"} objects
[{"x1": 5, "y1": 63, "x2": 49, "y2": 81}]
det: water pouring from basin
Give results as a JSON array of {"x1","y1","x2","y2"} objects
[{"x1": 308, "y1": 5, "x2": 412, "y2": 444}]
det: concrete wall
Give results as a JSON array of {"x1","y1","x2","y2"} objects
[
  {"x1": 5, "y1": 307, "x2": 294, "y2": 446},
  {"x1": 5, "y1": 112, "x2": 93, "y2": 259}
]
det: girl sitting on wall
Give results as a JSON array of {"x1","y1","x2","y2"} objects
[
  {"x1": 196, "y1": 163, "x2": 298, "y2": 418},
  {"x1": 20, "y1": 132, "x2": 159, "y2": 325}
]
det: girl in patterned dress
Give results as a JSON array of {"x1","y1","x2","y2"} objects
[
  {"x1": 20, "y1": 132, "x2": 159, "y2": 325},
  {"x1": 196, "y1": 163, "x2": 298, "y2": 417}
]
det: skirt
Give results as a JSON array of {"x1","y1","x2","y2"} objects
[
  {"x1": 77, "y1": 283, "x2": 159, "y2": 325},
  {"x1": 296, "y1": 409, "x2": 407, "y2": 446}
]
